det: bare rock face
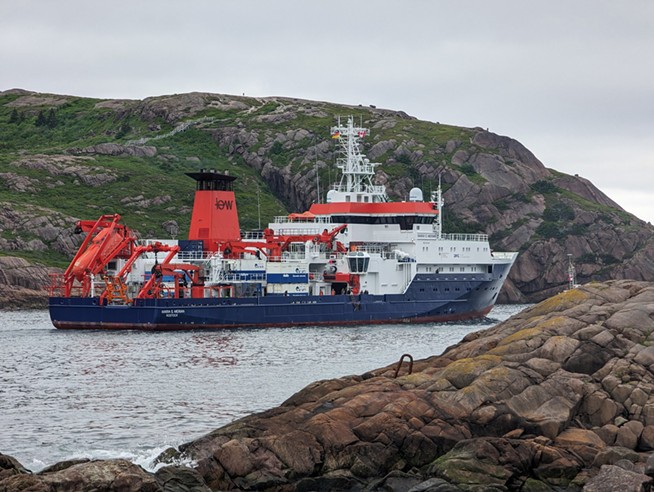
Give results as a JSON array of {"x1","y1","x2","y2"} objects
[
  {"x1": 0, "y1": 256, "x2": 59, "y2": 309},
  {"x1": 4, "y1": 92, "x2": 72, "y2": 108},
  {"x1": 0, "y1": 172, "x2": 39, "y2": 193},
  {"x1": 211, "y1": 125, "x2": 326, "y2": 212},
  {"x1": 0, "y1": 202, "x2": 80, "y2": 257},
  {"x1": 72, "y1": 143, "x2": 157, "y2": 158},
  {"x1": 136, "y1": 92, "x2": 234, "y2": 123},
  {"x1": 10, "y1": 154, "x2": 118, "y2": 187}
]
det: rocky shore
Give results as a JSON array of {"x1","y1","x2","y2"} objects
[
  {"x1": 0, "y1": 256, "x2": 56, "y2": 310},
  {"x1": 4, "y1": 279, "x2": 654, "y2": 491}
]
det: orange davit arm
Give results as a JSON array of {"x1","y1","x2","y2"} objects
[{"x1": 63, "y1": 214, "x2": 137, "y2": 297}]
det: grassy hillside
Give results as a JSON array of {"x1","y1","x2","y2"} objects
[{"x1": 0, "y1": 91, "x2": 474, "y2": 255}]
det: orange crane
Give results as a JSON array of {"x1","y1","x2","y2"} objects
[
  {"x1": 99, "y1": 242, "x2": 188, "y2": 303},
  {"x1": 219, "y1": 224, "x2": 348, "y2": 260},
  {"x1": 63, "y1": 214, "x2": 137, "y2": 297}
]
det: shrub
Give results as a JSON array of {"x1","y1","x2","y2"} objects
[
  {"x1": 601, "y1": 254, "x2": 619, "y2": 265},
  {"x1": 460, "y1": 163, "x2": 476, "y2": 176},
  {"x1": 395, "y1": 153, "x2": 412, "y2": 166},
  {"x1": 578, "y1": 253, "x2": 597, "y2": 264},
  {"x1": 271, "y1": 141, "x2": 284, "y2": 155},
  {"x1": 535, "y1": 222, "x2": 562, "y2": 239},
  {"x1": 531, "y1": 180, "x2": 559, "y2": 194},
  {"x1": 543, "y1": 202, "x2": 575, "y2": 222}
]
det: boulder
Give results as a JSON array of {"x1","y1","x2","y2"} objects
[
  {"x1": 0, "y1": 452, "x2": 29, "y2": 479},
  {"x1": 154, "y1": 465, "x2": 211, "y2": 492},
  {"x1": 0, "y1": 459, "x2": 159, "y2": 492},
  {"x1": 0, "y1": 256, "x2": 60, "y2": 309},
  {"x1": 582, "y1": 464, "x2": 652, "y2": 492}
]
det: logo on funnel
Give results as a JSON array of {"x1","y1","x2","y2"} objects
[{"x1": 215, "y1": 199, "x2": 234, "y2": 210}]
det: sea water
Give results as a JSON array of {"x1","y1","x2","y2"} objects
[{"x1": 0, "y1": 305, "x2": 527, "y2": 472}]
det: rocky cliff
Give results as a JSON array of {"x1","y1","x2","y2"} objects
[
  {"x1": 6, "y1": 280, "x2": 654, "y2": 490},
  {"x1": 1, "y1": 88, "x2": 654, "y2": 306},
  {"x1": 0, "y1": 256, "x2": 57, "y2": 309}
]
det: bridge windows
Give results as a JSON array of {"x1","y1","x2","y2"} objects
[{"x1": 329, "y1": 215, "x2": 434, "y2": 230}]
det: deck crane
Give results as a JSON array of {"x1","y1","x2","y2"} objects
[{"x1": 63, "y1": 214, "x2": 137, "y2": 297}]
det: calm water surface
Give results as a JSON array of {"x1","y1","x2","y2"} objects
[{"x1": 0, "y1": 305, "x2": 527, "y2": 471}]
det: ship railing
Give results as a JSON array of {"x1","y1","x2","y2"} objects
[
  {"x1": 355, "y1": 246, "x2": 409, "y2": 261},
  {"x1": 274, "y1": 228, "x2": 324, "y2": 236},
  {"x1": 49, "y1": 273, "x2": 67, "y2": 297},
  {"x1": 176, "y1": 251, "x2": 217, "y2": 261},
  {"x1": 240, "y1": 230, "x2": 265, "y2": 240},
  {"x1": 355, "y1": 244, "x2": 387, "y2": 255},
  {"x1": 335, "y1": 162, "x2": 378, "y2": 175},
  {"x1": 354, "y1": 244, "x2": 408, "y2": 260},
  {"x1": 438, "y1": 233, "x2": 489, "y2": 242},
  {"x1": 329, "y1": 184, "x2": 386, "y2": 195},
  {"x1": 49, "y1": 273, "x2": 106, "y2": 298},
  {"x1": 218, "y1": 272, "x2": 267, "y2": 282},
  {"x1": 490, "y1": 252, "x2": 518, "y2": 260},
  {"x1": 268, "y1": 252, "x2": 313, "y2": 262},
  {"x1": 272, "y1": 215, "x2": 333, "y2": 224}
]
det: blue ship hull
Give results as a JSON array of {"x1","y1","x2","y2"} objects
[{"x1": 49, "y1": 271, "x2": 509, "y2": 330}]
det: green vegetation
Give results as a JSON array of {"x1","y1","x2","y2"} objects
[
  {"x1": 513, "y1": 192, "x2": 531, "y2": 204},
  {"x1": 493, "y1": 199, "x2": 510, "y2": 212},
  {"x1": 395, "y1": 153, "x2": 412, "y2": 166},
  {"x1": 578, "y1": 253, "x2": 620, "y2": 266},
  {"x1": 559, "y1": 188, "x2": 632, "y2": 224},
  {"x1": 535, "y1": 199, "x2": 578, "y2": 240},
  {"x1": 443, "y1": 213, "x2": 485, "y2": 235},
  {"x1": 535, "y1": 222, "x2": 563, "y2": 239},
  {"x1": 531, "y1": 180, "x2": 560, "y2": 195},
  {"x1": 459, "y1": 163, "x2": 487, "y2": 185},
  {"x1": 543, "y1": 202, "x2": 575, "y2": 222}
]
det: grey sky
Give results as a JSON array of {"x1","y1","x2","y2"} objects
[{"x1": 2, "y1": 1, "x2": 653, "y2": 222}]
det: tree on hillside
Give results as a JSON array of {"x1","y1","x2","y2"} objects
[
  {"x1": 34, "y1": 109, "x2": 58, "y2": 128},
  {"x1": 115, "y1": 122, "x2": 132, "y2": 139},
  {"x1": 8, "y1": 109, "x2": 19, "y2": 123},
  {"x1": 46, "y1": 108, "x2": 57, "y2": 128},
  {"x1": 35, "y1": 110, "x2": 47, "y2": 127}
]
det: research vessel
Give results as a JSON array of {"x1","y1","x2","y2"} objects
[{"x1": 49, "y1": 117, "x2": 517, "y2": 330}]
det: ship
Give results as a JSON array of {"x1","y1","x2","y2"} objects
[{"x1": 48, "y1": 117, "x2": 517, "y2": 330}]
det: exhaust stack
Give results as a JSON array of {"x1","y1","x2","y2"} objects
[{"x1": 186, "y1": 170, "x2": 241, "y2": 251}]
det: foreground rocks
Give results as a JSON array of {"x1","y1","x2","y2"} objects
[
  {"x1": 0, "y1": 456, "x2": 160, "y2": 491},
  {"x1": 6, "y1": 279, "x2": 654, "y2": 491}
]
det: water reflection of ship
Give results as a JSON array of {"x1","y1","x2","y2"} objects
[{"x1": 188, "y1": 335, "x2": 238, "y2": 367}]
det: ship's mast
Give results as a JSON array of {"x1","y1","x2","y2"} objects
[
  {"x1": 432, "y1": 174, "x2": 444, "y2": 239},
  {"x1": 329, "y1": 116, "x2": 387, "y2": 203}
]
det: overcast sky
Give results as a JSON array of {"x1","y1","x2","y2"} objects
[{"x1": 2, "y1": 1, "x2": 653, "y2": 223}]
